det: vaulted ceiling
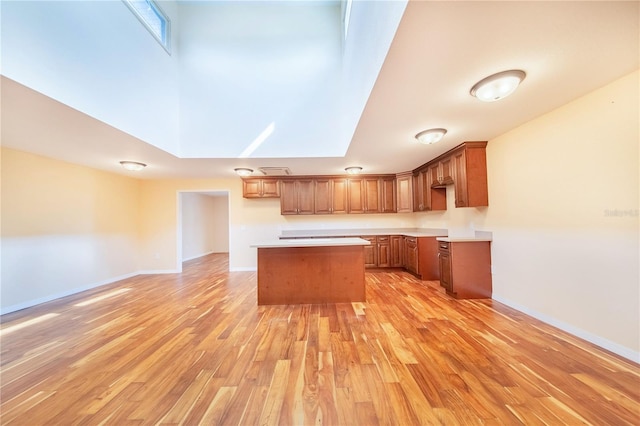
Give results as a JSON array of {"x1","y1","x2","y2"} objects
[{"x1": 2, "y1": 1, "x2": 638, "y2": 178}]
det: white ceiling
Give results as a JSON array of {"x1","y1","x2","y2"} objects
[{"x1": 2, "y1": 1, "x2": 638, "y2": 179}]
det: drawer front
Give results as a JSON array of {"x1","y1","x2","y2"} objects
[
  {"x1": 377, "y1": 236, "x2": 389, "y2": 243},
  {"x1": 438, "y1": 241, "x2": 450, "y2": 252}
]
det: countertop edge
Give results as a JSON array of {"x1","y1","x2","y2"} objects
[
  {"x1": 252, "y1": 237, "x2": 372, "y2": 249},
  {"x1": 279, "y1": 228, "x2": 448, "y2": 239},
  {"x1": 436, "y1": 237, "x2": 493, "y2": 242}
]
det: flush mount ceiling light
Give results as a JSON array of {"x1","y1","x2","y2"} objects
[
  {"x1": 345, "y1": 166, "x2": 363, "y2": 175},
  {"x1": 415, "y1": 128, "x2": 447, "y2": 145},
  {"x1": 234, "y1": 167, "x2": 253, "y2": 177},
  {"x1": 119, "y1": 161, "x2": 146, "y2": 171},
  {"x1": 470, "y1": 69, "x2": 526, "y2": 102}
]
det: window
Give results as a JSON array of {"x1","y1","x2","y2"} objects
[{"x1": 123, "y1": 0, "x2": 171, "y2": 54}]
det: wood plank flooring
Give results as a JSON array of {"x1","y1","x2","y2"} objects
[{"x1": 1, "y1": 253, "x2": 639, "y2": 425}]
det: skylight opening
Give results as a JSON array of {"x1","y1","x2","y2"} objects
[
  {"x1": 123, "y1": 0, "x2": 171, "y2": 54},
  {"x1": 342, "y1": 0, "x2": 353, "y2": 40}
]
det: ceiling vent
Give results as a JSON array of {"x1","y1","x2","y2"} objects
[{"x1": 258, "y1": 167, "x2": 292, "y2": 176}]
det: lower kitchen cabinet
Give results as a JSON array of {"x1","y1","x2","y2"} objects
[
  {"x1": 403, "y1": 237, "x2": 419, "y2": 275},
  {"x1": 438, "y1": 240, "x2": 492, "y2": 299},
  {"x1": 377, "y1": 236, "x2": 391, "y2": 267},
  {"x1": 390, "y1": 235, "x2": 403, "y2": 267},
  {"x1": 417, "y1": 237, "x2": 440, "y2": 280},
  {"x1": 402, "y1": 236, "x2": 440, "y2": 280},
  {"x1": 362, "y1": 236, "x2": 378, "y2": 267},
  {"x1": 363, "y1": 235, "x2": 393, "y2": 268}
]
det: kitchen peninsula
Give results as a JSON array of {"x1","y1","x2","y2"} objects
[
  {"x1": 251, "y1": 238, "x2": 370, "y2": 305},
  {"x1": 280, "y1": 228, "x2": 449, "y2": 279}
]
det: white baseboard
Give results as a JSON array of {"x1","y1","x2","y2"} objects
[
  {"x1": 182, "y1": 251, "x2": 215, "y2": 262},
  {"x1": 137, "y1": 269, "x2": 181, "y2": 274},
  {"x1": 493, "y1": 295, "x2": 640, "y2": 363},
  {"x1": 0, "y1": 272, "x2": 139, "y2": 315},
  {"x1": 230, "y1": 267, "x2": 257, "y2": 272}
]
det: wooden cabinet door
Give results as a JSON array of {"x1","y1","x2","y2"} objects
[
  {"x1": 425, "y1": 169, "x2": 446, "y2": 211},
  {"x1": 280, "y1": 180, "x2": 298, "y2": 214},
  {"x1": 362, "y1": 236, "x2": 377, "y2": 268},
  {"x1": 348, "y1": 179, "x2": 365, "y2": 213},
  {"x1": 332, "y1": 178, "x2": 348, "y2": 214},
  {"x1": 390, "y1": 236, "x2": 403, "y2": 267},
  {"x1": 363, "y1": 178, "x2": 380, "y2": 213},
  {"x1": 454, "y1": 143, "x2": 488, "y2": 208},
  {"x1": 281, "y1": 179, "x2": 314, "y2": 215},
  {"x1": 429, "y1": 164, "x2": 441, "y2": 188},
  {"x1": 413, "y1": 171, "x2": 426, "y2": 211},
  {"x1": 296, "y1": 180, "x2": 315, "y2": 214},
  {"x1": 380, "y1": 177, "x2": 396, "y2": 213},
  {"x1": 405, "y1": 237, "x2": 419, "y2": 274},
  {"x1": 377, "y1": 236, "x2": 391, "y2": 267},
  {"x1": 261, "y1": 179, "x2": 280, "y2": 197},
  {"x1": 396, "y1": 173, "x2": 413, "y2": 213},
  {"x1": 453, "y1": 150, "x2": 468, "y2": 208},
  {"x1": 430, "y1": 159, "x2": 453, "y2": 187},
  {"x1": 439, "y1": 250, "x2": 452, "y2": 291},
  {"x1": 243, "y1": 178, "x2": 279, "y2": 198},
  {"x1": 314, "y1": 179, "x2": 332, "y2": 214},
  {"x1": 440, "y1": 157, "x2": 454, "y2": 185},
  {"x1": 315, "y1": 178, "x2": 348, "y2": 214},
  {"x1": 243, "y1": 179, "x2": 263, "y2": 198}
]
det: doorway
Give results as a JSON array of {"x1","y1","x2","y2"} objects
[{"x1": 177, "y1": 191, "x2": 230, "y2": 268}]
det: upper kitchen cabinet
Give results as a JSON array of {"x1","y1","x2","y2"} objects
[
  {"x1": 379, "y1": 176, "x2": 397, "y2": 213},
  {"x1": 363, "y1": 177, "x2": 381, "y2": 213},
  {"x1": 430, "y1": 156, "x2": 454, "y2": 187},
  {"x1": 242, "y1": 178, "x2": 280, "y2": 198},
  {"x1": 452, "y1": 142, "x2": 488, "y2": 207},
  {"x1": 413, "y1": 168, "x2": 446, "y2": 212},
  {"x1": 348, "y1": 175, "x2": 396, "y2": 214},
  {"x1": 396, "y1": 172, "x2": 413, "y2": 213},
  {"x1": 314, "y1": 178, "x2": 348, "y2": 214},
  {"x1": 280, "y1": 179, "x2": 314, "y2": 215},
  {"x1": 411, "y1": 141, "x2": 488, "y2": 209}
]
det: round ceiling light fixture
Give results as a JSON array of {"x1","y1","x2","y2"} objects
[
  {"x1": 234, "y1": 167, "x2": 253, "y2": 177},
  {"x1": 415, "y1": 128, "x2": 447, "y2": 145},
  {"x1": 345, "y1": 166, "x2": 363, "y2": 175},
  {"x1": 470, "y1": 69, "x2": 526, "y2": 102},
  {"x1": 120, "y1": 161, "x2": 147, "y2": 171}
]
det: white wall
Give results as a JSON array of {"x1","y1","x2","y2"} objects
[
  {"x1": 417, "y1": 70, "x2": 639, "y2": 360},
  {"x1": 181, "y1": 192, "x2": 229, "y2": 261},
  {"x1": 1, "y1": 0, "x2": 180, "y2": 155}
]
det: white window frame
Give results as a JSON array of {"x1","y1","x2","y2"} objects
[{"x1": 123, "y1": 0, "x2": 171, "y2": 54}]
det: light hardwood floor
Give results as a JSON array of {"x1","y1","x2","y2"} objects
[{"x1": 1, "y1": 253, "x2": 638, "y2": 425}]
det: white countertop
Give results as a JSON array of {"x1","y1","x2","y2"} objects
[
  {"x1": 436, "y1": 237, "x2": 492, "y2": 242},
  {"x1": 279, "y1": 228, "x2": 448, "y2": 239},
  {"x1": 252, "y1": 237, "x2": 371, "y2": 249}
]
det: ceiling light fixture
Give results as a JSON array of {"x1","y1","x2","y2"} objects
[
  {"x1": 120, "y1": 161, "x2": 146, "y2": 171},
  {"x1": 234, "y1": 167, "x2": 253, "y2": 177},
  {"x1": 345, "y1": 166, "x2": 363, "y2": 175},
  {"x1": 470, "y1": 69, "x2": 526, "y2": 102},
  {"x1": 415, "y1": 128, "x2": 447, "y2": 145}
]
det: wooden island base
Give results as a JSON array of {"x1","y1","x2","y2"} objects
[{"x1": 257, "y1": 245, "x2": 366, "y2": 305}]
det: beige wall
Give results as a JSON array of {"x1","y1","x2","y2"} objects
[
  {"x1": 1, "y1": 148, "x2": 141, "y2": 312},
  {"x1": 416, "y1": 70, "x2": 639, "y2": 358}
]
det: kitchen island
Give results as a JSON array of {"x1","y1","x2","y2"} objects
[{"x1": 251, "y1": 238, "x2": 370, "y2": 305}]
